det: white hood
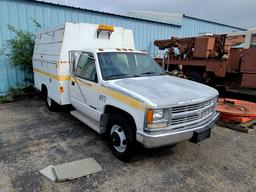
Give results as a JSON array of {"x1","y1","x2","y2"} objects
[{"x1": 107, "y1": 75, "x2": 218, "y2": 107}]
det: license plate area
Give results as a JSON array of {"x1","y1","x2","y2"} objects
[{"x1": 189, "y1": 129, "x2": 211, "y2": 144}]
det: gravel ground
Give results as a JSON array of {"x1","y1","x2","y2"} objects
[{"x1": 0, "y1": 96, "x2": 255, "y2": 192}]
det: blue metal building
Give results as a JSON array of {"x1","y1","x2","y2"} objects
[{"x1": 0, "y1": 0, "x2": 245, "y2": 95}]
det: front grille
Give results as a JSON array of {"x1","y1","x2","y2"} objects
[
  {"x1": 170, "y1": 99, "x2": 215, "y2": 128},
  {"x1": 172, "y1": 99, "x2": 212, "y2": 114},
  {"x1": 170, "y1": 108, "x2": 213, "y2": 126}
]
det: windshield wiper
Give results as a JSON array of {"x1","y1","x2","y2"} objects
[
  {"x1": 105, "y1": 73, "x2": 129, "y2": 79},
  {"x1": 140, "y1": 71, "x2": 167, "y2": 76},
  {"x1": 141, "y1": 71, "x2": 157, "y2": 75}
]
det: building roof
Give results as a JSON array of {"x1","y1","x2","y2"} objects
[
  {"x1": 127, "y1": 10, "x2": 183, "y2": 26},
  {"x1": 32, "y1": 0, "x2": 181, "y2": 27},
  {"x1": 32, "y1": 0, "x2": 245, "y2": 30},
  {"x1": 183, "y1": 15, "x2": 246, "y2": 31}
]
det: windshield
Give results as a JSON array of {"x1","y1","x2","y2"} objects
[{"x1": 97, "y1": 52, "x2": 166, "y2": 80}]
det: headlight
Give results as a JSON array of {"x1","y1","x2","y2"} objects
[
  {"x1": 146, "y1": 109, "x2": 169, "y2": 129},
  {"x1": 153, "y1": 109, "x2": 163, "y2": 121}
]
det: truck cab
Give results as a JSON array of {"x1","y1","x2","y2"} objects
[{"x1": 33, "y1": 23, "x2": 219, "y2": 161}]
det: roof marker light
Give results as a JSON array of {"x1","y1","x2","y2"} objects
[
  {"x1": 97, "y1": 24, "x2": 114, "y2": 32},
  {"x1": 97, "y1": 24, "x2": 114, "y2": 39}
]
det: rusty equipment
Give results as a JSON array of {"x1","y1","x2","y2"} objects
[
  {"x1": 216, "y1": 98, "x2": 256, "y2": 133},
  {"x1": 154, "y1": 30, "x2": 256, "y2": 96}
]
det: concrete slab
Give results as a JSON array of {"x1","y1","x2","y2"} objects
[
  {"x1": 53, "y1": 158, "x2": 102, "y2": 181},
  {"x1": 39, "y1": 165, "x2": 57, "y2": 182},
  {"x1": 0, "y1": 162, "x2": 14, "y2": 192}
]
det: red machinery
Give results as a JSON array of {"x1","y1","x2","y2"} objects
[
  {"x1": 216, "y1": 98, "x2": 256, "y2": 132},
  {"x1": 154, "y1": 29, "x2": 256, "y2": 96}
]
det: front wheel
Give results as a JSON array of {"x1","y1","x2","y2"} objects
[{"x1": 106, "y1": 114, "x2": 136, "y2": 162}]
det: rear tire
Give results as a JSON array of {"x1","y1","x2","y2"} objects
[
  {"x1": 106, "y1": 114, "x2": 136, "y2": 162},
  {"x1": 42, "y1": 87, "x2": 59, "y2": 112}
]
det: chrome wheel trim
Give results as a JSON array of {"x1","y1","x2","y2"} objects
[{"x1": 111, "y1": 124, "x2": 127, "y2": 153}]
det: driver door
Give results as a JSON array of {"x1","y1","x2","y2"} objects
[{"x1": 69, "y1": 52, "x2": 101, "y2": 122}]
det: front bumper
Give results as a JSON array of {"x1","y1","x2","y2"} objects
[{"x1": 136, "y1": 112, "x2": 219, "y2": 148}]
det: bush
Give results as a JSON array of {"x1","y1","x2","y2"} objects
[
  {"x1": 1, "y1": 20, "x2": 41, "y2": 84},
  {"x1": 0, "y1": 86, "x2": 25, "y2": 103},
  {"x1": 4, "y1": 24, "x2": 35, "y2": 71},
  {"x1": 0, "y1": 85, "x2": 35, "y2": 103},
  {"x1": 0, "y1": 20, "x2": 40, "y2": 102}
]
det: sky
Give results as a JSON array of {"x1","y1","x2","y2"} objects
[{"x1": 40, "y1": 0, "x2": 256, "y2": 28}]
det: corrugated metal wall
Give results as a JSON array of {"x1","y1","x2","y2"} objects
[
  {"x1": 0, "y1": 0, "x2": 243, "y2": 95},
  {"x1": 180, "y1": 16, "x2": 240, "y2": 37}
]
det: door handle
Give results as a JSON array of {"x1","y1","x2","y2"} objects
[{"x1": 71, "y1": 81, "x2": 75, "y2": 85}]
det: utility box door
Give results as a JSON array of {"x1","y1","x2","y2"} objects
[
  {"x1": 240, "y1": 48, "x2": 256, "y2": 73},
  {"x1": 240, "y1": 74, "x2": 256, "y2": 88},
  {"x1": 227, "y1": 48, "x2": 243, "y2": 73},
  {"x1": 193, "y1": 37, "x2": 215, "y2": 59}
]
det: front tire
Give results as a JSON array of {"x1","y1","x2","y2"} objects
[{"x1": 106, "y1": 114, "x2": 136, "y2": 162}]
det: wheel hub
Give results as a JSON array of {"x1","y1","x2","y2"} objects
[
  {"x1": 110, "y1": 125, "x2": 127, "y2": 153},
  {"x1": 112, "y1": 132, "x2": 121, "y2": 146}
]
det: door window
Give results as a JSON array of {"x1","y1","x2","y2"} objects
[{"x1": 76, "y1": 53, "x2": 98, "y2": 82}]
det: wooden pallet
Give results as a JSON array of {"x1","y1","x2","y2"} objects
[{"x1": 217, "y1": 119, "x2": 256, "y2": 133}]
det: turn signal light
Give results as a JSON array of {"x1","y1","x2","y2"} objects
[{"x1": 146, "y1": 110, "x2": 154, "y2": 124}]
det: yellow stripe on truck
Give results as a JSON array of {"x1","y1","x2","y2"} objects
[
  {"x1": 33, "y1": 68, "x2": 71, "y2": 81},
  {"x1": 102, "y1": 87, "x2": 146, "y2": 111},
  {"x1": 34, "y1": 70, "x2": 146, "y2": 111},
  {"x1": 76, "y1": 78, "x2": 147, "y2": 111}
]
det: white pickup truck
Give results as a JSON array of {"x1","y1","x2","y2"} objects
[{"x1": 33, "y1": 23, "x2": 219, "y2": 161}]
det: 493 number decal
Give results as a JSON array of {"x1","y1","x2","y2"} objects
[{"x1": 99, "y1": 95, "x2": 106, "y2": 102}]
